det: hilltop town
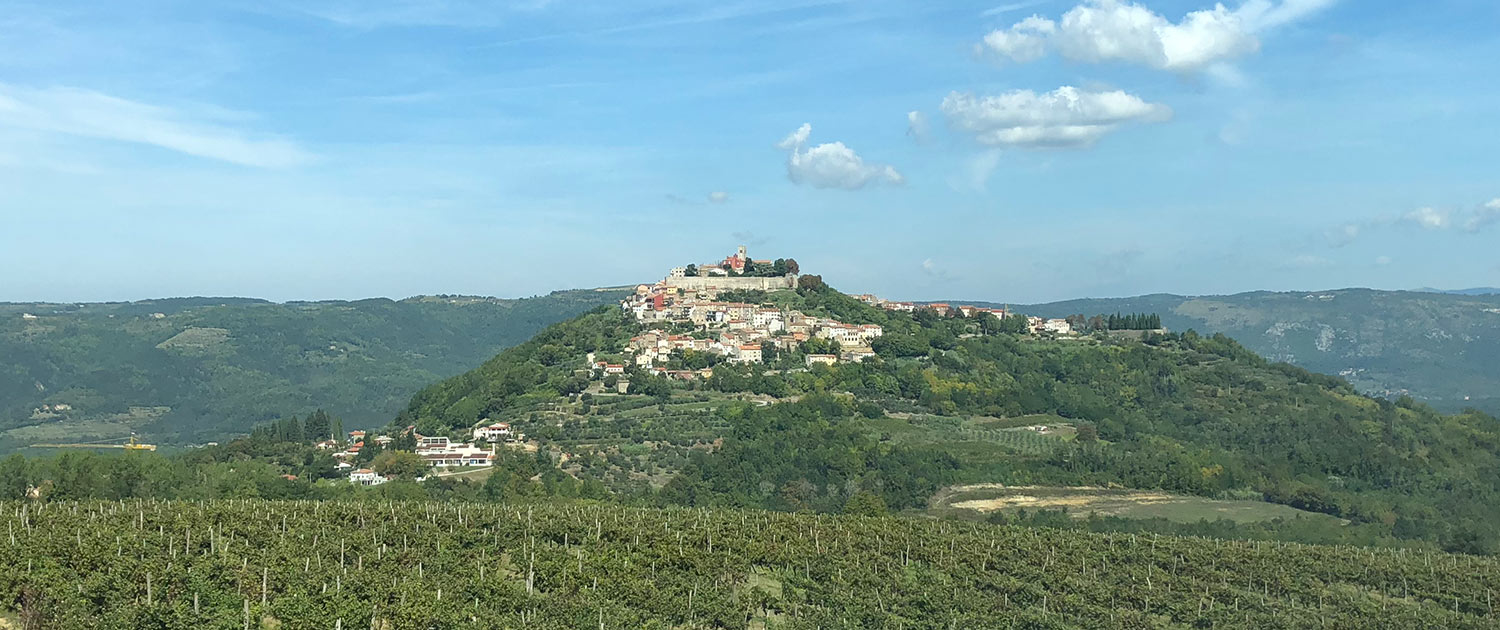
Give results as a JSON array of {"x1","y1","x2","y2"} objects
[
  {"x1": 614, "y1": 247, "x2": 1088, "y2": 380},
  {"x1": 319, "y1": 247, "x2": 1139, "y2": 486}
]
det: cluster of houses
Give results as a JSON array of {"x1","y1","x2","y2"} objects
[
  {"x1": 619, "y1": 249, "x2": 883, "y2": 375},
  {"x1": 854, "y1": 295, "x2": 1076, "y2": 336},
  {"x1": 322, "y1": 422, "x2": 521, "y2": 484}
]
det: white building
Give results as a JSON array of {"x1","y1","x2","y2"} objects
[
  {"x1": 349, "y1": 469, "x2": 387, "y2": 486},
  {"x1": 805, "y1": 354, "x2": 838, "y2": 367},
  {"x1": 473, "y1": 423, "x2": 514, "y2": 442}
]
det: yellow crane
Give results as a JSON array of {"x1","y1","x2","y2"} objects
[{"x1": 33, "y1": 434, "x2": 157, "y2": 452}]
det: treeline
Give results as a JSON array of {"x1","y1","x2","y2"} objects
[{"x1": 1064, "y1": 312, "x2": 1163, "y2": 332}]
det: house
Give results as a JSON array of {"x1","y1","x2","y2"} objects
[
  {"x1": 841, "y1": 347, "x2": 877, "y2": 362},
  {"x1": 419, "y1": 443, "x2": 495, "y2": 468},
  {"x1": 349, "y1": 469, "x2": 387, "y2": 486},
  {"x1": 417, "y1": 436, "x2": 450, "y2": 451},
  {"x1": 732, "y1": 344, "x2": 762, "y2": 363},
  {"x1": 347, "y1": 430, "x2": 366, "y2": 442},
  {"x1": 805, "y1": 354, "x2": 838, "y2": 367},
  {"x1": 374, "y1": 435, "x2": 393, "y2": 446},
  {"x1": 473, "y1": 423, "x2": 513, "y2": 442},
  {"x1": 604, "y1": 364, "x2": 625, "y2": 375},
  {"x1": 335, "y1": 461, "x2": 353, "y2": 471},
  {"x1": 1042, "y1": 319, "x2": 1074, "y2": 335},
  {"x1": 315, "y1": 440, "x2": 338, "y2": 450}
]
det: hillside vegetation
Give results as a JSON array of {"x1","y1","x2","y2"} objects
[
  {"x1": 997, "y1": 289, "x2": 1500, "y2": 413},
  {"x1": 395, "y1": 283, "x2": 1500, "y2": 553},
  {"x1": 0, "y1": 290, "x2": 629, "y2": 450},
  {"x1": 3, "y1": 499, "x2": 1496, "y2": 629}
]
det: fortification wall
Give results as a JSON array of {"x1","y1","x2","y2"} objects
[{"x1": 662, "y1": 275, "x2": 798, "y2": 291}]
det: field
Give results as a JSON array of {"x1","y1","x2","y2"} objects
[
  {"x1": 932, "y1": 485, "x2": 1344, "y2": 525},
  {"x1": 4, "y1": 499, "x2": 1498, "y2": 629}
]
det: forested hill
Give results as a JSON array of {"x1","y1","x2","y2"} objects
[
  {"x1": 952, "y1": 289, "x2": 1500, "y2": 414},
  {"x1": 395, "y1": 280, "x2": 1500, "y2": 554},
  {"x1": 0, "y1": 288, "x2": 629, "y2": 451}
]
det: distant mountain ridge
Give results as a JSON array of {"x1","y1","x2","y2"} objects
[
  {"x1": 0, "y1": 288, "x2": 630, "y2": 451},
  {"x1": 1413, "y1": 287, "x2": 1500, "y2": 296},
  {"x1": 939, "y1": 288, "x2": 1500, "y2": 414}
]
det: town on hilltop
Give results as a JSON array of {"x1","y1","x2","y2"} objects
[
  {"x1": 612, "y1": 246, "x2": 1093, "y2": 382},
  {"x1": 321, "y1": 247, "x2": 1153, "y2": 486}
]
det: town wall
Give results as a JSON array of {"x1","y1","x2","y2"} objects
[{"x1": 662, "y1": 274, "x2": 798, "y2": 291}]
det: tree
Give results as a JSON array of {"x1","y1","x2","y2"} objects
[
  {"x1": 371, "y1": 451, "x2": 425, "y2": 479},
  {"x1": 784, "y1": 258, "x2": 799, "y2": 275},
  {"x1": 684, "y1": 264, "x2": 698, "y2": 277},
  {"x1": 304, "y1": 409, "x2": 332, "y2": 443},
  {"x1": 1075, "y1": 423, "x2": 1099, "y2": 443},
  {"x1": 844, "y1": 491, "x2": 888, "y2": 516},
  {"x1": 797, "y1": 274, "x2": 825, "y2": 292}
]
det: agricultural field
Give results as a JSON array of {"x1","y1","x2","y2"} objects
[
  {"x1": 3, "y1": 500, "x2": 1496, "y2": 629},
  {"x1": 931, "y1": 485, "x2": 1344, "y2": 525}
]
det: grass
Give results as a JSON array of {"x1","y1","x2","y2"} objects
[{"x1": 932, "y1": 485, "x2": 1343, "y2": 525}]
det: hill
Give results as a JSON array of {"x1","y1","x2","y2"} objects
[
  {"x1": 3, "y1": 499, "x2": 1495, "y2": 629},
  {"x1": 393, "y1": 279, "x2": 1500, "y2": 554},
  {"x1": 0, "y1": 289, "x2": 630, "y2": 451},
  {"x1": 946, "y1": 289, "x2": 1500, "y2": 414}
]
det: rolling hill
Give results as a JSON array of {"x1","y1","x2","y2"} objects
[
  {"x1": 949, "y1": 289, "x2": 1500, "y2": 414},
  {"x1": 0, "y1": 289, "x2": 630, "y2": 451},
  {"x1": 393, "y1": 281, "x2": 1500, "y2": 553}
]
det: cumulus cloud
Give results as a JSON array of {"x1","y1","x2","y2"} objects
[
  {"x1": 0, "y1": 83, "x2": 311, "y2": 168},
  {"x1": 982, "y1": 15, "x2": 1056, "y2": 63},
  {"x1": 776, "y1": 123, "x2": 904, "y2": 190},
  {"x1": 708, "y1": 191, "x2": 730, "y2": 203},
  {"x1": 980, "y1": 0, "x2": 1333, "y2": 72},
  {"x1": 941, "y1": 86, "x2": 1171, "y2": 148}
]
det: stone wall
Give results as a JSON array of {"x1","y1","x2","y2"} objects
[{"x1": 662, "y1": 274, "x2": 798, "y2": 291}]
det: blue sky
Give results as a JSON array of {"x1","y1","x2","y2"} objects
[{"x1": 2, "y1": 0, "x2": 1497, "y2": 303}]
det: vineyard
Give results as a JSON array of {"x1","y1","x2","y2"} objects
[{"x1": 4, "y1": 500, "x2": 1497, "y2": 629}]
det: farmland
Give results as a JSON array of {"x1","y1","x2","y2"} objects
[{"x1": 3, "y1": 499, "x2": 1497, "y2": 629}]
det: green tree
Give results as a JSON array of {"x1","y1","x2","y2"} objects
[
  {"x1": 844, "y1": 491, "x2": 888, "y2": 516},
  {"x1": 371, "y1": 450, "x2": 425, "y2": 479}
]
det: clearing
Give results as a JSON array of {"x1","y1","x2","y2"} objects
[{"x1": 931, "y1": 484, "x2": 1344, "y2": 525}]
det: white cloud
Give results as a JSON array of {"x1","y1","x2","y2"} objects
[
  {"x1": 1234, "y1": 0, "x2": 1337, "y2": 31},
  {"x1": 980, "y1": 0, "x2": 1333, "y2": 72},
  {"x1": 941, "y1": 86, "x2": 1170, "y2": 148},
  {"x1": 776, "y1": 123, "x2": 903, "y2": 190},
  {"x1": 906, "y1": 110, "x2": 930, "y2": 143},
  {"x1": 708, "y1": 191, "x2": 730, "y2": 203},
  {"x1": 1466, "y1": 199, "x2": 1500, "y2": 233},
  {"x1": 1405, "y1": 207, "x2": 1450, "y2": 230},
  {"x1": 982, "y1": 15, "x2": 1056, "y2": 63},
  {"x1": 0, "y1": 83, "x2": 310, "y2": 168},
  {"x1": 1375, "y1": 255, "x2": 1391, "y2": 266}
]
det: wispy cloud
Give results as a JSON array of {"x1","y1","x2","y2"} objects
[
  {"x1": 1324, "y1": 198, "x2": 1500, "y2": 247},
  {"x1": 477, "y1": 0, "x2": 854, "y2": 48},
  {"x1": 981, "y1": 1, "x2": 1055, "y2": 18},
  {"x1": 0, "y1": 83, "x2": 311, "y2": 168},
  {"x1": 941, "y1": 86, "x2": 1171, "y2": 148}
]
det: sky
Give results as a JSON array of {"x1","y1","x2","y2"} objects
[{"x1": 1, "y1": 0, "x2": 1497, "y2": 304}]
